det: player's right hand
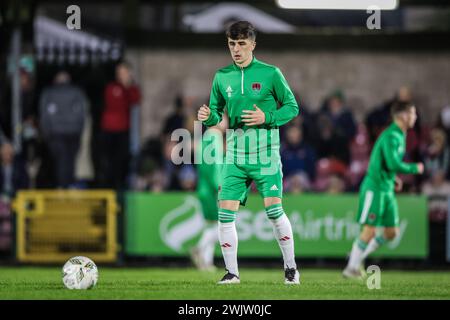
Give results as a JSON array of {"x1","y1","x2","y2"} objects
[
  {"x1": 417, "y1": 162, "x2": 424, "y2": 174},
  {"x1": 198, "y1": 104, "x2": 211, "y2": 122}
]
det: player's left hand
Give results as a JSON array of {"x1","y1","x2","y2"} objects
[
  {"x1": 241, "y1": 104, "x2": 265, "y2": 126},
  {"x1": 394, "y1": 177, "x2": 403, "y2": 192}
]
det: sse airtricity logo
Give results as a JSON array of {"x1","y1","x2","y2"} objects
[{"x1": 159, "y1": 196, "x2": 205, "y2": 252}]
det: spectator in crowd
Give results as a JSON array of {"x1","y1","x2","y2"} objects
[
  {"x1": 39, "y1": 71, "x2": 88, "y2": 188},
  {"x1": 99, "y1": 61, "x2": 141, "y2": 189},
  {"x1": 0, "y1": 68, "x2": 38, "y2": 146},
  {"x1": 284, "y1": 172, "x2": 311, "y2": 194},
  {"x1": 162, "y1": 95, "x2": 186, "y2": 137},
  {"x1": 313, "y1": 113, "x2": 351, "y2": 164},
  {"x1": 281, "y1": 125, "x2": 316, "y2": 185},
  {"x1": 179, "y1": 164, "x2": 197, "y2": 191},
  {"x1": 132, "y1": 137, "x2": 165, "y2": 191},
  {"x1": 326, "y1": 174, "x2": 347, "y2": 194},
  {"x1": 319, "y1": 89, "x2": 357, "y2": 144},
  {"x1": 366, "y1": 86, "x2": 412, "y2": 143},
  {"x1": 437, "y1": 105, "x2": 450, "y2": 148},
  {"x1": 422, "y1": 170, "x2": 450, "y2": 197},
  {"x1": 311, "y1": 89, "x2": 356, "y2": 165},
  {"x1": 280, "y1": 92, "x2": 314, "y2": 144},
  {"x1": 162, "y1": 139, "x2": 182, "y2": 190},
  {"x1": 0, "y1": 142, "x2": 29, "y2": 198},
  {"x1": 423, "y1": 128, "x2": 450, "y2": 180}
]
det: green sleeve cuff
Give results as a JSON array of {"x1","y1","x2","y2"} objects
[
  {"x1": 203, "y1": 112, "x2": 218, "y2": 127},
  {"x1": 264, "y1": 111, "x2": 273, "y2": 126}
]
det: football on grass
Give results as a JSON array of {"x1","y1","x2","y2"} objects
[{"x1": 62, "y1": 256, "x2": 98, "y2": 290}]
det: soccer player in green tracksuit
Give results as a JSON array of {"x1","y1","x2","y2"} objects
[
  {"x1": 197, "y1": 21, "x2": 300, "y2": 284},
  {"x1": 343, "y1": 101, "x2": 424, "y2": 279},
  {"x1": 190, "y1": 120, "x2": 227, "y2": 271}
]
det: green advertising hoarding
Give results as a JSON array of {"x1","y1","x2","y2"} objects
[{"x1": 125, "y1": 192, "x2": 428, "y2": 258}]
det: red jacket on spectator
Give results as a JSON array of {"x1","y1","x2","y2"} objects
[{"x1": 101, "y1": 82, "x2": 141, "y2": 132}]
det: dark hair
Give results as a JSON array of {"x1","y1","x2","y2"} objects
[
  {"x1": 226, "y1": 21, "x2": 256, "y2": 40},
  {"x1": 391, "y1": 101, "x2": 415, "y2": 116},
  {"x1": 116, "y1": 60, "x2": 131, "y2": 70}
]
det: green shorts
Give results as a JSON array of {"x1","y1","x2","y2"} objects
[
  {"x1": 218, "y1": 161, "x2": 283, "y2": 205},
  {"x1": 356, "y1": 180, "x2": 399, "y2": 227}
]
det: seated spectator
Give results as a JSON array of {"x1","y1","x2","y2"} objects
[
  {"x1": 326, "y1": 174, "x2": 347, "y2": 194},
  {"x1": 0, "y1": 142, "x2": 29, "y2": 199},
  {"x1": 281, "y1": 125, "x2": 317, "y2": 181},
  {"x1": 422, "y1": 170, "x2": 450, "y2": 197},
  {"x1": 162, "y1": 94, "x2": 186, "y2": 137},
  {"x1": 437, "y1": 105, "x2": 450, "y2": 148},
  {"x1": 284, "y1": 172, "x2": 312, "y2": 194},
  {"x1": 314, "y1": 113, "x2": 351, "y2": 164},
  {"x1": 179, "y1": 164, "x2": 197, "y2": 191},
  {"x1": 313, "y1": 158, "x2": 348, "y2": 192},
  {"x1": 320, "y1": 89, "x2": 356, "y2": 144},
  {"x1": 133, "y1": 168, "x2": 167, "y2": 193},
  {"x1": 280, "y1": 92, "x2": 314, "y2": 144},
  {"x1": 423, "y1": 128, "x2": 450, "y2": 180},
  {"x1": 366, "y1": 86, "x2": 412, "y2": 143}
]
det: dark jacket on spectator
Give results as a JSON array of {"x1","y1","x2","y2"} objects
[
  {"x1": 281, "y1": 141, "x2": 317, "y2": 181},
  {"x1": 39, "y1": 83, "x2": 88, "y2": 137}
]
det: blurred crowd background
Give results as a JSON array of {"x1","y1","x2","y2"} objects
[
  {"x1": 2, "y1": 58, "x2": 450, "y2": 197},
  {"x1": 1, "y1": 0, "x2": 450, "y2": 261}
]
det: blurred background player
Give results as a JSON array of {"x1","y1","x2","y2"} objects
[
  {"x1": 198, "y1": 21, "x2": 300, "y2": 284},
  {"x1": 343, "y1": 101, "x2": 424, "y2": 279},
  {"x1": 190, "y1": 116, "x2": 228, "y2": 271}
]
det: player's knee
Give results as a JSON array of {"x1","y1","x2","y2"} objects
[
  {"x1": 384, "y1": 228, "x2": 398, "y2": 240},
  {"x1": 219, "y1": 200, "x2": 239, "y2": 212},
  {"x1": 263, "y1": 197, "x2": 282, "y2": 208},
  {"x1": 361, "y1": 226, "x2": 376, "y2": 242},
  {"x1": 265, "y1": 203, "x2": 285, "y2": 220},
  {"x1": 218, "y1": 206, "x2": 238, "y2": 223}
]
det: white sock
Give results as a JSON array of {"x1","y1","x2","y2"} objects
[
  {"x1": 347, "y1": 239, "x2": 368, "y2": 270},
  {"x1": 270, "y1": 214, "x2": 297, "y2": 270},
  {"x1": 362, "y1": 236, "x2": 385, "y2": 260},
  {"x1": 197, "y1": 222, "x2": 218, "y2": 267},
  {"x1": 218, "y1": 221, "x2": 239, "y2": 276}
]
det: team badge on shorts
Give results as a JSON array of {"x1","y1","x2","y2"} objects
[
  {"x1": 368, "y1": 213, "x2": 376, "y2": 222},
  {"x1": 251, "y1": 82, "x2": 261, "y2": 93}
]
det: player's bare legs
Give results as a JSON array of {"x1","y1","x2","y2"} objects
[
  {"x1": 217, "y1": 200, "x2": 241, "y2": 284},
  {"x1": 360, "y1": 226, "x2": 399, "y2": 260},
  {"x1": 264, "y1": 197, "x2": 299, "y2": 284},
  {"x1": 345, "y1": 225, "x2": 400, "y2": 279},
  {"x1": 384, "y1": 227, "x2": 399, "y2": 240}
]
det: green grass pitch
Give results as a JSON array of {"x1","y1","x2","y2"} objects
[{"x1": 0, "y1": 267, "x2": 449, "y2": 300}]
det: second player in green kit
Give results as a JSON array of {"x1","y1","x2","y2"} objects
[
  {"x1": 190, "y1": 121, "x2": 227, "y2": 272},
  {"x1": 343, "y1": 101, "x2": 424, "y2": 279},
  {"x1": 198, "y1": 21, "x2": 300, "y2": 284}
]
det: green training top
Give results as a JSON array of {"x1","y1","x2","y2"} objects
[
  {"x1": 203, "y1": 56, "x2": 299, "y2": 162},
  {"x1": 364, "y1": 122, "x2": 419, "y2": 191}
]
